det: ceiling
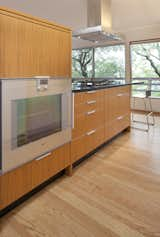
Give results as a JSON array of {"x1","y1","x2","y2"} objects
[{"x1": 112, "y1": 0, "x2": 160, "y2": 31}]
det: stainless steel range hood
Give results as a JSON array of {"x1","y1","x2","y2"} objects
[{"x1": 73, "y1": 0, "x2": 122, "y2": 43}]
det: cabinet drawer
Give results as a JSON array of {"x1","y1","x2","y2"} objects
[
  {"x1": 107, "y1": 114, "x2": 130, "y2": 139},
  {"x1": 32, "y1": 143, "x2": 70, "y2": 188},
  {"x1": 85, "y1": 108, "x2": 104, "y2": 132},
  {"x1": 71, "y1": 135, "x2": 86, "y2": 163},
  {"x1": 85, "y1": 126, "x2": 105, "y2": 154},
  {"x1": 71, "y1": 126, "x2": 105, "y2": 163},
  {"x1": 84, "y1": 90, "x2": 104, "y2": 101},
  {"x1": 0, "y1": 143, "x2": 71, "y2": 210},
  {"x1": 107, "y1": 86, "x2": 131, "y2": 121},
  {"x1": 74, "y1": 96, "x2": 104, "y2": 117},
  {"x1": 117, "y1": 114, "x2": 130, "y2": 132},
  {"x1": 84, "y1": 96, "x2": 104, "y2": 112}
]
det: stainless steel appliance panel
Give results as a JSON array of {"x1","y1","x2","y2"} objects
[{"x1": 1, "y1": 78, "x2": 72, "y2": 173}]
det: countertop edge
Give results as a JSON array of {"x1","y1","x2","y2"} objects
[{"x1": 72, "y1": 82, "x2": 142, "y2": 93}]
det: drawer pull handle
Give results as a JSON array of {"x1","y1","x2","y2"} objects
[
  {"x1": 117, "y1": 116, "x2": 123, "y2": 120},
  {"x1": 87, "y1": 110, "x2": 96, "y2": 115},
  {"x1": 87, "y1": 100, "x2": 96, "y2": 105},
  {"x1": 36, "y1": 152, "x2": 52, "y2": 161},
  {"x1": 117, "y1": 93, "x2": 123, "y2": 97},
  {"x1": 86, "y1": 129, "x2": 96, "y2": 136},
  {"x1": 87, "y1": 90, "x2": 96, "y2": 94}
]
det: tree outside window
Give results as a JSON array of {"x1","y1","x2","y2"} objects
[
  {"x1": 72, "y1": 48, "x2": 93, "y2": 78},
  {"x1": 72, "y1": 45, "x2": 125, "y2": 79},
  {"x1": 95, "y1": 45, "x2": 125, "y2": 78},
  {"x1": 131, "y1": 42, "x2": 160, "y2": 97}
]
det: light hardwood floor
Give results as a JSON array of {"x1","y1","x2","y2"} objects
[{"x1": 1, "y1": 114, "x2": 160, "y2": 237}]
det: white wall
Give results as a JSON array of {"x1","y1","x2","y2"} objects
[
  {"x1": 0, "y1": 0, "x2": 87, "y2": 30},
  {"x1": 1, "y1": 0, "x2": 160, "y2": 46}
]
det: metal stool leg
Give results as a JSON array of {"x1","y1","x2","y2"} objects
[
  {"x1": 132, "y1": 97, "x2": 136, "y2": 122},
  {"x1": 144, "y1": 98, "x2": 149, "y2": 132},
  {"x1": 148, "y1": 97, "x2": 155, "y2": 126},
  {"x1": 131, "y1": 97, "x2": 149, "y2": 132}
]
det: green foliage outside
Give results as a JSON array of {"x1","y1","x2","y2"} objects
[
  {"x1": 72, "y1": 45, "x2": 125, "y2": 79},
  {"x1": 131, "y1": 42, "x2": 160, "y2": 97},
  {"x1": 72, "y1": 48, "x2": 93, "y2": 78},
  {"x1": 95, "y1": 45, "x2": 125, "y2": 78},
  {"x1": 72, "y1": 42, "x2": 160, "y2": 97}
]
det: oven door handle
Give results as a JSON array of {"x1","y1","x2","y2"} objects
[{"x1": 36, "y1": 152, "x2": 52, "y2": 161}]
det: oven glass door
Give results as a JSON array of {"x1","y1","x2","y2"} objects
[{"x1": 12, "y1": 94, "x2": 62, "y2": 149}]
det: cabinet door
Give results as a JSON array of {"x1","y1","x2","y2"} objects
[
  {"x1": 0, "y1": 13, "x2": 71, "y2": 78},
  {"x1": 71, "y1": 136, "x2": 86, "y2": 163},
  {"x1": 85, "y1": 126, "x2": 105, "y2": 155},
  {"x1": 0, "y1": 162, "x2": 32, "y2": 210},
  {"x1": 0, "y1": 143, "x2": 71, "y2": 210}
]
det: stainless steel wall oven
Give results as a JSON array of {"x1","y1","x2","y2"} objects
[{"x1": 0, "y1": 77, "x2": 72, "y2": 173}]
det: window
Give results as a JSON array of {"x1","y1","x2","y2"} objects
[
  {"x1": 131, "y1": 41, "x2": 160, "y2": 97},
  {"x1": 72, "y1": 48, "x2": 93, "y2": 78},
  {"x1": 94, "y1": 45, "x2": 125, "y2": 79},
  {"x1": 72, "y1": 45, "x2": 125, "y2": 80}
]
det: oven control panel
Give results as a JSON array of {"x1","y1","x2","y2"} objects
[{"x1": 35, "y1": 76, "x2": 49, "y2": 91}]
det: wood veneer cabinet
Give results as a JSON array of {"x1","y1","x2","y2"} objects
[
  {"x1": 71, "y1": 90, "x2": 105, "y2": 163},
  {"x1": 105, "y1": 86, "x2": 131, "y2": 140},
  {"x1": 71, "y1": 86, "x2": 131, "y2": 163},
  {"x1": 0, "y1": 143, "x2": 71, "y2": 210},
  {"x1": 0, "y1": 7, "x2": 71, "y2": 78},
  {"x1": 0, "y1": 7, "x2": 72, "y2": 212}
]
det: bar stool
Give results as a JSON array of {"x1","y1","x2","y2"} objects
[{"x1": 131, "y1": 90, "x2": 155, "y2": 132}]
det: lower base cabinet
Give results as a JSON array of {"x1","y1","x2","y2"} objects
[
  {"x1": 0, "y1": 86, "x2": 131, "y2": 212},
  {"x1": 71, "y1": 86, "x2": 131, "y2": 163},
  {"x1": 0, "y1": 143, "x2": 71, "y2": 211}
]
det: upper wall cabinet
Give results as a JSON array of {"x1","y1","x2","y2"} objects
[{"x1": 0, "y1": 8, "x2": 72, "y2": 78}]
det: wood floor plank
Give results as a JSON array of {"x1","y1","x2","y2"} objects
[{"x1": 1, "y1": 114, "x2": 160, "y2": 237}]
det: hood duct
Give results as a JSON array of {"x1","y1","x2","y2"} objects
[{"x1": 73, "y1": 0, "x2": 123, "y2": 43}]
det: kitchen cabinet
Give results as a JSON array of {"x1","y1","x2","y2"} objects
[
  {"x1": 0, "y1": 7, "x2": 71, "y2": 78},
  {"x1": 105, "y1": 86, "x2": 131, "y2": 140},
  {"x1": 0, "y1": 7, "x2": 72, "y2": 211},
  {"x1": 0, "y1": 143, "x2": 71, "y2": 210},
  {"x1": 72, "y1": 86, "x2": 131, "y2": 163},
  {"x1": 71, "y1": 90, "x2": 105, "y2": 163}
]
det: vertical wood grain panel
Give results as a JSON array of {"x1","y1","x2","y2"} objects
[{"x1": 0, "y1": 10, "x2": 71, "y2": 78}]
